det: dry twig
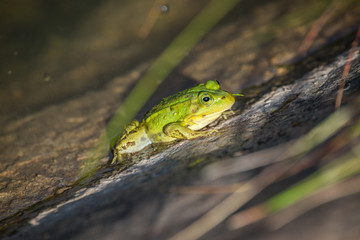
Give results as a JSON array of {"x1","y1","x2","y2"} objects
[{"x1": 335, "y1": 26, "x2": 360, "y2": 109}]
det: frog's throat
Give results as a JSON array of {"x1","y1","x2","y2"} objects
[{"x1": 187, "y1": 111, "x2": 225, "y2": 130}]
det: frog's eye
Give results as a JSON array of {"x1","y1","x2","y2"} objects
[
  {"x1": 199, "y1": 93, "x2": 213, "y2": 105},
  {"x1": 203, "y1": 96, "x2": 210, "y2": 102}
]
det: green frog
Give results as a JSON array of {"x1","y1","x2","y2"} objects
[{"x1": 112, "y1": 80, "x2": 241, "y2": 163}]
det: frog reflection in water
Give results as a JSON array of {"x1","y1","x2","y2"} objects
[{"x1": 112, "y1": 80, "x2": 241, "y2": 163}]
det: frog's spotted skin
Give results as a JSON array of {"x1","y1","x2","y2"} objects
[{"x1": 112, "y1": 80, "x2": 237, "y2": 163}]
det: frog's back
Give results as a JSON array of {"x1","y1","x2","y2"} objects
[{"x1": 143, "y1": 88, "x2": 197, "y2": 120}]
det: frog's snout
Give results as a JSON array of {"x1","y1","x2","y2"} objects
[{"x1": 222, "y1": 93, "x2": 235, "y2": 104}]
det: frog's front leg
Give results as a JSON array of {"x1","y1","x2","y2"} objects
[{"x1": 164, "y1": 122, "x2": 217, "y2": 140}]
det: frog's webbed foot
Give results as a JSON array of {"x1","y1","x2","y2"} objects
[
  {"x1": 164, "y1": 122, "x2": 215, "y2": 140},
  {"x1": 209, "y1": 128, "x2": 220, "y2": 136},
  {"x1": 221, "y1": 110, "x2": 235, "y2": 120},
  {"x1": 111, "y1": 151, "x2": 121, "y2": 164},
  {"x1": 110, "y1": 145, "x2": 126, "y2": 164}
]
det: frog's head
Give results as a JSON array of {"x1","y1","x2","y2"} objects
[
  {"x1": 198, "y1": 80, "x2": 235, "y2": 112},
  {"x1": 185, "y1": 80, "x2": 237, "y2": 130}
]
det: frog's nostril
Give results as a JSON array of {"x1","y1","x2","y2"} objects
[{"x1": 221, "y1": 96, "x2": 226, "y2": 99}]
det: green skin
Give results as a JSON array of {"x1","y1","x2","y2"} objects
[{"x1": 112, "y1": 80, "x2": 236, "y2": 163}]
